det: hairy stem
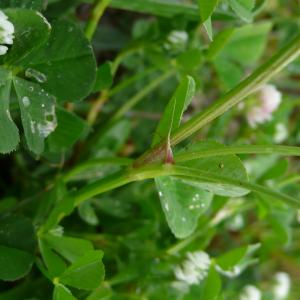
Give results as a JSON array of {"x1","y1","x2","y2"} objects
[
  {"x1": 73, "y1": 164, "x2": 300, "y2": 207},
  {"x1": 175, "y1": 145, "x2": 300, "y2": 162},
  {"x1": 135, "y1": 33, "x2": 300, "y2": 166}
]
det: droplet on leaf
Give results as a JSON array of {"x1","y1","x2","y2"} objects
[{"x1": 25, "y1": 68, "x2": 47, "y2": 83}]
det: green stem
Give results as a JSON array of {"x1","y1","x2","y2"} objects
[
  {"x1": 175, "y1": 145, "x2": 300, "y2": 162},
  {"x1": 135, "y1": 33, "x2": 300, "y2": 166},
  {"x1": 110, "y1": 69, "x2": 175, "y2": 122},
  {"x1": 85, "y1": 0, "x2": 111, "y2": 41},
  {"x1": 171, "y1": 33, "x2": 300, "y2": 145},
  {"x1": 73, "y1": 164, "x2": 300, "y2": 208},
  {"x1": 108, "y1": 67, "x2": 157, "y2": 97}
]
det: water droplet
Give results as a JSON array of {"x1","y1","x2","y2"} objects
[
  {"x1": 30, "y1": 120, "x2": 36, "y2": 133},
  {"x1": 22, "y1": 96, "x2": 30, "y2": 107},
  {"x1": 182, "y1": 217, "x2": 186, "y2": 222},
  {"x1": 25, "y1": 68, "x2": 47, "y2": 83},
  {"x1": 6, "y1": 110, "x2": 12, "y2": 121},
  {"x1": 189, "y1": 205, "x2": 195, "y2": 210},
  {"x1": 165, "y1": 203, "x2": 169, "y2": 211},
  {"x1": 158, "y1": 191, "x2": 163, "y2": 197}
]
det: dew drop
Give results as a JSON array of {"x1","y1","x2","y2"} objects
[
  {"x1": 22, "y1": 96, "x2": 30, "y2": 107},
  {"x1": 25, "y1": 68, "x2": 47, "y2": 83},
  {"x1": 165, "y1": 203, "x2": 169, "y2": 211}
]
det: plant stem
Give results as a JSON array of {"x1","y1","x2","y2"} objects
[
  {"x1": 108, "y1": 67, "x2": 157, "y2": 97},
  {"x1": 110, "y1": 69, "x2": 175, "y2": 122},
  {"x1": 174, "y1": 145, "x2": 300, "y2": 162},
  {"x1": 72, "y1": 164, "x2": 300, "y2": 208},
  {"x1": 85, "y1": 0, "x2": 111, "y2": 41},
  {"x1": 135, "y1": 33, "x2": 300, "y2": 166},
  {"x1": 87, "y1": 90, "x2": 109, "y2": 125}
]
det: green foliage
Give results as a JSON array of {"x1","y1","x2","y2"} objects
[
  {"x1": 0, "y1": 215, "x2": 36, "y2": 281},
  {"x1": 198, "y1": 0, "x2": 219, "y2": 22},
  {"x1": 0, "y1": 1, "x2": 300, "y2": 299},
  {"x1": 156, "y1": 176, "x2": 213, "y2": 238}
]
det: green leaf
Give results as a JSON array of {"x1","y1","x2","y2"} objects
[
  {"x1": 39, "y1": 239, "x2": 67, "y2": 278},
  {"x1": 60, "y1": 250, "x2": 105, "y2": 290},
  {"x1": 0, "y1": 215, "x2": 36, "y2": 281},
  {"x1": 20, "y1": 20, "x2": 97, "y2": 102},
  {"x1": 93, "y1": 62, "x2": 113, "y2": 93},
  {"x1": 155, "y1": 177, "x2": 213, "y2": 239},
  {"x1": 215, "y1": 22, "x2": 272, "y2": 66},
  {"x1": 213, "y1": 22, "x2": 271, "y2": 89},
  {"x1": 152, "y1": 76, "x2": 195, "y2": 146},
  {"x1": 43, "y1": 234, "x2": 94, "y2": 263},
  {"x1": 200, "y1": 266, "x2": 222, "y2": 300},
  {"x1": 203, "y1": 17, "x2": 213, "y2": 41},
  {"x1": 13, "y1": 77, "x2": 57, "y2": 155},
  {"x1": 0, "y1": 246, "x2": 33, "y2": 282},
  {"x1": 78, "y1": 200, "x2": 99, "y2": 226},
  {"x1": 53, "y1": 284, "x2": 76, "y2": 300},
  {"x1": 0, "y1": 0, "x2": 44, "y2": 10},
  {"x1": 109, "y1": 0, "x2": 199, "y2": 20},
  {"x1": 0, "y1": 68, "x2": 19, "y2": 154},
  {"x1": 47, "y1": 107, "x2": 88, "y2": 153},
  {"x1": 216, "y1": 243, "x2": 260, "y2": 274},
  {"x1": 198, "y1": 0, "x2": 218, "y2": 22},
  {"x1": 228, "y1": 0, "x2": 255, "y2": 22},
  {"x1": 179, "y1": 141, "x2": 249, "y2": 197},
  {"x1": 207, "y1": 29, "x2": 234, "y2": 60},
  {"x1": 4, "y1": 9, "x2": 51, "y2": 66}
]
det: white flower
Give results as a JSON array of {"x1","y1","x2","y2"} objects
[
  {"x1": 273, "y1": 272, "x2": 290, "y2": 300},
  {"x1": 227, "y1": 214, "x2": 244, "y2": 231},
  {"x1": 0, "y1": 10, "x2": 14, "y2": 55},
  {"x1": 164, "y1": 30, "x2": 188, "y2": 51},
  {"x1": 216, "y1": 265, "x2": 242, "y2": 278},
  {"x1": 174, "y1": 251, "x2": 211, "y2": 285},
  {"x1": 246, "y1": 84, "x2": 282, "y2": 128},
  {"x1": 239, "y1": 285, "x2": 262, "y2": 300},
  {"x1": 274, "y1": 123, "x2": 288, "y2": 143}
]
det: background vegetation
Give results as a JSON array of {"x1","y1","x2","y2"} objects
[{"x1": 0, "y1": 0, "x2": 300, "y2": 299}]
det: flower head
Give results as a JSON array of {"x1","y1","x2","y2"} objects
[
  {"x1": 239, "y1": 285, "x2": 262, "y2": 300},
  {"x1": 0, "y1": 10, "x2": 15, "y2": 56},
  {"x1": 274, "y1": 123, "x2": 288, "y2": 143},
  {"x1": 246, "y1": 84, "x2": 282, "y2": 128},
  {"x1": 273, "y1": 272, "x2": 290, "y2": 300},
  {"x1": 174, "y1": 251, "x2": 211, "y2": 285}
]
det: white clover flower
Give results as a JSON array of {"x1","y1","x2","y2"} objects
[
  {"x1": 227, "y1": 214, "x2": 244, "y2": 231},
  {"x1": 164, "y1": 30, "x2": 188, "y2": 51},
  {"x1": 174, "y1": 251, "x2": 211, "y2": 285},
  {"x1": 274, "y1": 123, "x2": 288, "y2": 143},
  {"x1": 216, "y1": 264, "x2": 242, "y2": 278},
  {"x1": 272, "y1": 272, "x2": 291, "y2": 300},
  {"x1": 246, "y1": 84, "x2": 282, "y2": 128},
  {"x1": 0, "y1": 10, "x2": 15, "y2": 56},
  {"x1": 239, "y1": 285, "x2": 262, "y2": 300}
]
